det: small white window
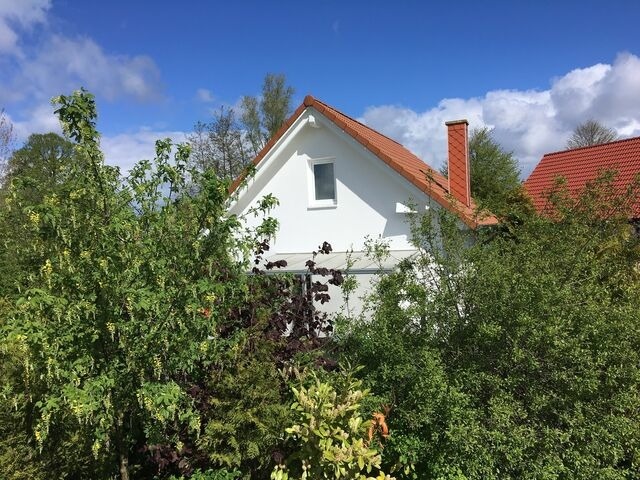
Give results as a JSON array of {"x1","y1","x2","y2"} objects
[{"x1": 308, "y1": 157, "x2": 337, "y2": 208}]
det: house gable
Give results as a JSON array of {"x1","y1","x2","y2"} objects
[
  {"x1": 229, "y1": 106, "x2": 437, "y2": 253},
  {"x1": 229, "y1": 96, "x2": 499, "y2": 257},
  {"x1": 231, "y1": 95, "x2": 496, "y2": 229}
]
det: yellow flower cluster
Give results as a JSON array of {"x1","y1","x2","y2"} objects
[
  {"x1": 153, "y1": 355, "x2": 162, "y2": 380},
  {"x1": 106, "y1": 322, "x2": 116, "y2": 340},
  {"x1": 41, "y1": 259, "x2": 53, "y2": 277},
  {"x1": 29, "y1": 211, "x2": 40, "y2": 225}
]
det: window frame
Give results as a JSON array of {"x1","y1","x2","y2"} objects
[{"x1": 307, "y1": 156, "x2": 337, "y2": 209}]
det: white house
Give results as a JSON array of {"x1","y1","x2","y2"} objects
[{"x1": 229, "y1": 95, "x2": 495, "y2": 315}]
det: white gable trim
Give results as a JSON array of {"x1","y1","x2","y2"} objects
[
  {"x1": 229, "y1": 110, "x2": 313, "y2": 215},
  {"x1": 229, "y1": 106, "x2": 440, "y2": 216}
]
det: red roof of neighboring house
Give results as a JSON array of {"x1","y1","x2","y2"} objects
[
  {"x1": 524, "y1": 136, "x2": 640, "y2": 219},
  {"x1": 231, "y1": 95, "x2": 496, "y2": 229}
]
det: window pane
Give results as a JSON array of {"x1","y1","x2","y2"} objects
[{"x1": 314, "y1": 163, "x2": 335, "y2": 200}]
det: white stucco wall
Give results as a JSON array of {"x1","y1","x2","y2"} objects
[
  {"x1": 229, "y1": 107, "x2": 449, "y2": 318},
  {"x1": 229, "y1": 108, "x2": 439, "y2": 255}
]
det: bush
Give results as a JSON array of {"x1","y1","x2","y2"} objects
[
  {"x1": 272, "y1": 368, "x2": 395, "y2": 480},
  {"x1": 339, "y1": 177, "x2": 640, "y2": 478}
]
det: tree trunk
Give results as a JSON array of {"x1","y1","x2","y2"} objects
[
  {"x1": 116, "y1": 411, "x2": 130, "y2": 480},
  {"x1": 119, "y1": 451, "x2": 130, "y2": 480}
]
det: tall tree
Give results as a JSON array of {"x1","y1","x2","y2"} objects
[
  {"x1": 468, "y1": 127, "x2": 521, "y2": 212},
  {"x1": 0, "y1": 133, "x2": 76, "y2": 295},
  {"x1": 1, "y1": 132, "x2": 75, "y2": 199},
  {"x1": 240, "y1": 72, "x2": 295, "y2": 155},
  {"x1": 189, "y1": 73, "x2": 295, "y2": 179},
  {"x1": 566, "y1": 119, "x2": 618, "y2": 149},
  {"x1": 0, "y1": 90, "x2": 341, "y2": 480},
  {"x1": 0, "y1": 90, "x2": 270, "y2": 479},
  {"x1": 0, "y1": 109, "x2": 15, "y2": 167},
  {"x1": 188, "y1": 107, "x2": 249, "y2": 179},
  {"x1": 259, "y1": 73, "x2": 295, "y2": 140},
  {"x1": 240, "y1": 95, "x2": 262, "y2": 157}
]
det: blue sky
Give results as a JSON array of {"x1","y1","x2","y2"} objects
[{"x1": 1, "y1": 0, "x2": 639, "y2": 175}]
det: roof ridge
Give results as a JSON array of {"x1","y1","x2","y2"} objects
[
  {"x1": 543, "y1": 135, "x2": 640, "y2": 157},
  {"x1": 308, "y1": 95, "x2": 406, "y2": 148},
  {"x1": 233, "y1": 94, "x2": 497, "y2": 229},
  {"x1": 305, "y1": 95, "x2": 446, "y2": 182}
]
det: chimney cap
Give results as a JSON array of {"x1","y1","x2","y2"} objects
[{"x1": 445, "y1": 119, "x2": 469, "y2": 126}]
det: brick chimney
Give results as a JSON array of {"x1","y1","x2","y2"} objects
[{"x1": 445, "y1": 119, "x2": 470, "y2": 207}]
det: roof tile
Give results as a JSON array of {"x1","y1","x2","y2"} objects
[
  {"x1": 232, "y1": 95, "x2": 497, "y2": 229},
  {"x1": 524, "y1": 137, "x2": 640, "y2": 218}
]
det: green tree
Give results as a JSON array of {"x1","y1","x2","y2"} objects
[
  {"x1": 241, "y1": 73, "x2": 295, "y2": 156},
  {"x1": 1, "y1": 132, "x2": 75, "y2": 198},
  {"x1": 0, "y1": 89, "x2": 278, "y2": 479},
  {"x1": 0, "y1": 90, "x2": 345, "y2": 480},
  {"x1": 441, "y1": 127, "x2": 521, "y2": 213},
  {"x1": 339, "y1": 174, "x2": 640, "y2": 479},
  {"x1": 0, "y1": 133, "x2": 76, "y2": 296},
  {"x1": 189, "y1": 73, "x2": 294, "y2": 179},
  {"x1": 566, "y1": 119, "x2": 618, "y2": 149},
  {"x1": 467, "y1": 127, "x2": 521, "y2": 213}
]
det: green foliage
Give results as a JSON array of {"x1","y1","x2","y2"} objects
[
  {"x1": 0, "y1": 89, "x2": 277, "y2": 479},
  {"x1": 0, "y1": 133, "x2": 76, "y2": 295},
  {"x1": 0, "y1": 89, "x2": 343, "y2": 480},
  {"x1": 339, "y1": 177, "x2": 640, "y2": 479},
  {"x1": 168, "y1": 468, "x2": 241, "y2": 480},
  {"x1": 197, "y1": 350, "x2": 291, "y2": 476},
  {"x1": 241, "y1": 73, "x2": 294, "y2": 155},
  {"x1": 467, "y1": 127, "x2": 521, "y2": 213},
  {"x1": 272, "y1": 369, "x2": 395, "y2": 480},
  {"x1": 1, "y1": 132, "x2": 75, "y2": 197},
  {"x1": 260, "y1": 73, "x2": 295, "y2": 140}
]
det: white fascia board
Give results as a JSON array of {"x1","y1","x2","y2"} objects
[{"x1": 228, "y1": 109, "x2": 313, "y2": 215}]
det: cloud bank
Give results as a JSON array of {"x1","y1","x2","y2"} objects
[
  {"x1": 101, "y1": 130, "x2": 188, "y2": 174},
  {"x1": 0, "y1": 0, "x2": 169, "y2": 173},
  {"x1": 360, "y1": 53, "x2": 640, "y2": 176},
  {"x1": 0, "y1": 0, "x2": 163, "y2": 153},
  {"x1": 0, "y1": 0, "x2": 50, "y2": 55}
]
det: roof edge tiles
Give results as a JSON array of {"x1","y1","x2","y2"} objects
[
  {"x1": 231, "y1": 95, "x2": 498, "y2": 229},
  {"x1": 524, "y1": 135, "x2": 640, "y2": 219},
  {"x1": 542, "y1": 135, "x2": 640, "y2": 158}
]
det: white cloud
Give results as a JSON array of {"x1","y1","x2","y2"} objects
[
  {"x1": 101, "y1": 130, "x2": 188, "y2": 174},
  {"x1": 196, "y1": 88, "x2": 215, "y2": 103},
  {"x1": 360, "y1": 52, "x2": 640, "y2": 176},
  {"x1": 0, "y1": 0, "x2": 163, "y2": 133},
  {"x1": 7, "y1": 102, "x2": 188, "y2": 175},
  {"x1": 10, "y1": 34, "x2": 162, "y2": 103},
  {"x1": 10, "y1": 101, "x2": 61, "y2": 139},
  {"x1": 0, "y1": 0, "x2": 50, "y2": 54}
]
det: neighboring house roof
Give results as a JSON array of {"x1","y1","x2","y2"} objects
[
  {"x1": 231, "y1": 95, "x2": 496, "y2": 229},
  {"x1": 524, "y1": 136, "x2": 640, "y2": 219}
]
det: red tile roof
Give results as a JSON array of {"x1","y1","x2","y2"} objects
[
  {"x1": 231, "y1": 95, "x2": 496, "y2": 229},
  {"x1": 524, "y1": 136, "x2": 640, "y2": 219}
]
